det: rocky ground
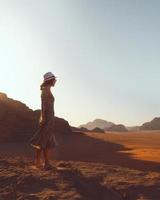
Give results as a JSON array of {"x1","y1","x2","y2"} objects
[
  {"x1": 0, "y1": 155, "x2": 160, "y2": 200},
  {"x1": 1, "y1": 131, "x2": 160, "y2": 199}
]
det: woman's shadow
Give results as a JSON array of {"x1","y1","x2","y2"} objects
[{"x1": 54, "y1": 131, "x2": 160, "y2": 172}]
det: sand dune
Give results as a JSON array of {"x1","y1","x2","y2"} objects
[{"x1": 0, "y1": 131, "x2": 160, "y2": 199}]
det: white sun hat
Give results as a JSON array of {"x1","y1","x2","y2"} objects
[{"x1": 43, "y1": 72, "x2": 57, "y2": 82}]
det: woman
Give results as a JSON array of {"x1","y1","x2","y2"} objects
[{"x1": 30, "y1": 72, "x2": 58, "y2": 170}]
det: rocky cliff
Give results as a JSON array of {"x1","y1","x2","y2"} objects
[{"x1": 0, "y1": 92, "x2": 72, "y2": 142}]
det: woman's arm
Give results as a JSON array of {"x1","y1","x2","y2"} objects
[{"x1": 39, "y1": 92, "x2": 48, "y2": 127}]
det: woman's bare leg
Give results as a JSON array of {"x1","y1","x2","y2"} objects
[
  {"x1": 43, "y1": 148, "x2": 51, "y2": 166},
  {"x1": 35, "y1": 149, "x2": 42, "y2": 167}
]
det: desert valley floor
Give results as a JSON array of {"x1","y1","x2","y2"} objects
[{"x1": 0, "y1": 131, "x2": 160, "y2": 200}]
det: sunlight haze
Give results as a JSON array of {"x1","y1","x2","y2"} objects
[{"x1": 0, "y1": 0, "x2": 160, "y2": 127}]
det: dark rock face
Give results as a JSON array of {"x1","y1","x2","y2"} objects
[
  {"x1": 34, "y1": 110, "x2": 72, "y2": 134},
  {"x1": 0, "y1": 92, "x2": 37, "y2": 141},
  {"x1": 0, "y1": 92, "x2": 72, "y2": 142},
  {"x1": 71, "y1": 126, "x2": 81, "y2": 132},
  {"x1": 107, "y1": 124, "x2": 128, "y2": 132},
  {"x1": 54, "y1": 117, "x2": 72, "y2": 135},
  {"x1": 140, "y1": 117, "x2": 160, "y2": 130}
]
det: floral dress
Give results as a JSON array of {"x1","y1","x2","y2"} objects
[{"x1": 30, "y1": 87, "x2": 58, "y2": 149}]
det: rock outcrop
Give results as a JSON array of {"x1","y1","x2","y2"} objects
[{"x1": 0, "y1": 92, "x2": 72, "y2": 142}]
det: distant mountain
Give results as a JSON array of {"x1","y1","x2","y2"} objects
[
  {"x1": 106, "y1": 124, "x2": 128, "y2": 132},
  {"x1": 140, "y1": 117, "x2": 160, "y2": 130},
  {"x1": 79, "y1": 127, "x2": 90, "y2": 132},
  {"x1": 79, "y1": 119, "x2": 114, "y2": 130},
  {"x1": 71, "y1": 126, "x2": 90, "y2": 132},
  {"x1": 126, "y1": 126, "x2": 140, "y2": 131},
  {"x1": 91, "y1": 127, "x2": 105, "y2": 133}
]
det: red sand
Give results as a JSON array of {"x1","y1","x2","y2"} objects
[{"x1": 0, "y1": 131, "x2": 160, "y2": 199}]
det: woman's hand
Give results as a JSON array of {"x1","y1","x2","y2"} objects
[{"x1": 39, "y1": 118, "x2": 46, "y2": 127}]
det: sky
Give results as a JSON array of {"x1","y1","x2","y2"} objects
[{"x1": 0, "y1": 0, "x2": 160, "y2": 127}]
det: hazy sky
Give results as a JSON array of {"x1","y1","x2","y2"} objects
[{"x1": 0, "y1": 0, "x2": 160, "y2": 127}]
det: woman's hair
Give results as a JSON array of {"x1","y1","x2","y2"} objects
[{"x1": 40, "y1": 79, "x2": 56, "y2": 90}]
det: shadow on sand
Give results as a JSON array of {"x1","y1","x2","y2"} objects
[
  {"x1": 1, "y1": 132, "x2": 160, "y2": 199},
  {"x1": 0, "y1": 131, "x2": 160, "y2": 172},
  {"x1": 54, "y1": 131, "x2": 160, "y2": 172}
]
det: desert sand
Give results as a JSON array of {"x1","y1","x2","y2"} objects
[{"x1": 0, "y1": 131, "x2": 160, "y2": 200}]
